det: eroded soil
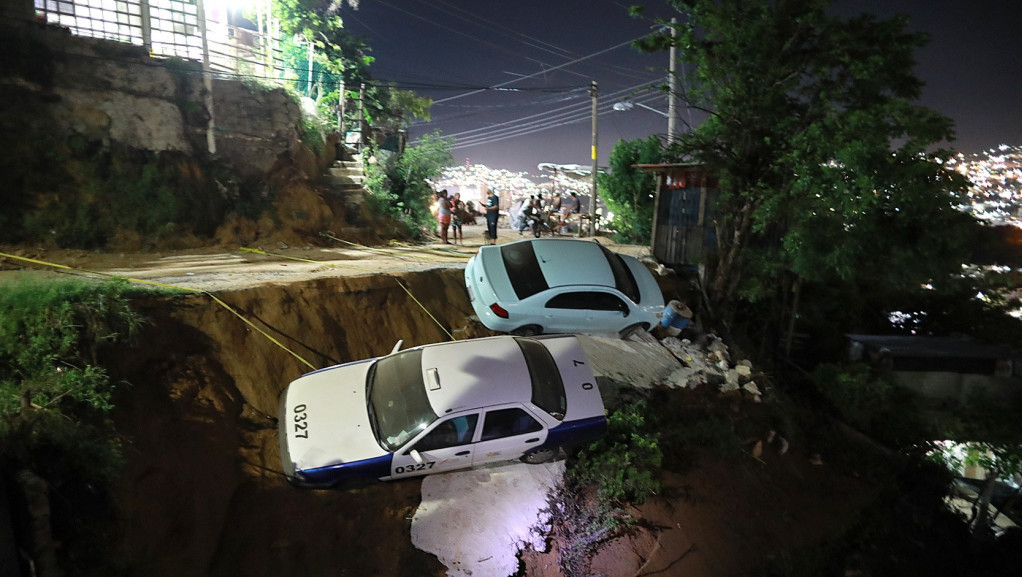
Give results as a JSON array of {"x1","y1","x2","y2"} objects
[{"x1": 4, "y1": 238, "x2": 880, "y2": 576}]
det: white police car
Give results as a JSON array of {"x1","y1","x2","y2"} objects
[
  {"x1": 465, "y1": 238, "x2": 664, "y2": 337},
  {"x1": 278, "y1": 335, "x2": 606, "y2": 489}
]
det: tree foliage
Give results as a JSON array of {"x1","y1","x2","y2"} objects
[
  {"x1": 0, "y1": 279, "x2": 148, "y2": 572},
  {"x1": 0, "y1": 278, "x2": 144, "y2": 451},
  {"x1": 598, "y1": 136, "x2": 666, "y2": 244},
  {"x1": 272, "y1": 1, "x2": 431, "y2": 141},
  {"x1": 364, "y1": 131, "x2": 454, "y2": 237},
  {"x1": 638, "y1": 0, "x2": 975, "y2": 339},
  {"x1": 944, "y1": 393, "x2": 1022, "y2": 539}
]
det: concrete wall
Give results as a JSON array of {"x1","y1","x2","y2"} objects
[
  {"x1": 5, "y1": 18, "x2": 303, "y2": 181},
  {"x1": 894, "y1": 371, "x2": 1020, "y2": 409}
]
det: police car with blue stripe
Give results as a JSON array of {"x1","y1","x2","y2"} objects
[{"x1": 278, "y1": 335, "x2": 606, "y2": 488}]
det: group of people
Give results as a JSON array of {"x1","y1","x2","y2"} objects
[
  {"x1": 435, "y1": 188, "x2": 500, "y2": 245},
  {"x1": 509, "y1": 191, "x2": 582, "y2": 236},
  {"x1": 434, "y1": 188, "x2": 581, "y2": 245}
]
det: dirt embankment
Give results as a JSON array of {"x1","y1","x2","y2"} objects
[
  {"x1": 103, "y1": 268, "x2": 490, "y2": 577},
  {"x1": 95, "y1": 264, "x2": 879, "y2": 577}
]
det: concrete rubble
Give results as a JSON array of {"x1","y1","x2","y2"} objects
[
  {"x1": 411, "y1": 461, "x2": 564, "y2": 577},
  {"x1": 411, "y1": 330, "x2": 772, "y2": 576}
]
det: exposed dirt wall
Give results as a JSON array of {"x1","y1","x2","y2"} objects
[{"x1": 101, "y1": 268, "x2": 488, "y2": 577}]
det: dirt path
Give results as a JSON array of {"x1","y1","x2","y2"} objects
[{"x1": 1, "y1": 224, "x2": 658, "y2": 294}]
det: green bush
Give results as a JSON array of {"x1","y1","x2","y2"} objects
[
  {"x1": 597, "y1": 136, "x2": 664, "y2": 244},
  {"x1": 364, "y1": 132, "x2": 453, "y2": 238},
  {"x1": 0, "y1": 278, "x2": 148, "y2": 573},
  {"x1": 810, "y1": 362, "x2": 931, "y2": 447},
  {"x1": 541, "y1": 401, "x2": 663, "y2": 577},
  {"x1": 569, "y1": 400, "x2": 662, "y2": 504}
]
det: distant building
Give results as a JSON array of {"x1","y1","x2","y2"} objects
[{"x1": 847, "y1": 333, "x2": 1022, "y2": 409}]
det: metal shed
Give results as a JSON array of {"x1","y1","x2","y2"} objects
[{"x1": 635, "y1": 163, "x2": 719, "y2": 270}]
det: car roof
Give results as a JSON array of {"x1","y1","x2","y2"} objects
[
  {"x1": 419, "y1": 336, "x2": 533, "y2": 415},
  {"x1": 526, "y1": 239, "x2": 614, "y2": 288}
]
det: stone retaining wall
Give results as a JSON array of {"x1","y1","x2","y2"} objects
[{"x1": 4, "y1": 17, "x2": 303, "y2": 180}]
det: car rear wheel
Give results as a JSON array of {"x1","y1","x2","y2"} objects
[
  {"x1": 521, "y1": 447, "x2": 557, "y2": 464},
  {"x1": 510, "y1": 324, "x2": 542, "y2": 337},
  {"x1": 619, "y1": 322, "x2": 650, "y2": 339}
]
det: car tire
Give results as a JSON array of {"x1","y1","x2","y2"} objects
[
  {"x1": 619, "y1": 322, "x2": 650, "y2": 339},
  {"x1": 521, "y1": 447, "x2": 557, "y2": 464},
  {"x1": 511, "y1": 324, "x2": 542, "y2": 337}
]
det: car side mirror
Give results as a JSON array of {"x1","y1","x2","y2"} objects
[
  {"x1": 391, "y1": 340, "x2": 404, "y2": 354},
  {"x1": 409, "y1": 449, "x2": 424, "y2": 464}
]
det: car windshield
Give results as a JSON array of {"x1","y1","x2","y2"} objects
[
  {"x1": 599, "y1": 245, "x2": 641, "y2": 303},
  {"x1": 515, "y1": 337, "x2": 567, "y2": 419},
  {"x1": 366, "y1": 349, "x2": 437, "y2": 452},
  {"x1": 501, "y1": 242, "x2": 549, "y2": 300}
]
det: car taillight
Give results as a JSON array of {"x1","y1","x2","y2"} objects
[{"x1": 489, "y1": 303, "x2": 509, "y2": 319}]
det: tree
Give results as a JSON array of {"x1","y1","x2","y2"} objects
[
  {"x1": 364, "y1": 131, "x2": 454, "y2": 236},
  {"x1": 598, "y1": 136, "x2": 666, "y2": 244},
  {"x1": 273, "y1": 1, "x2": 432, "y2": 142},
  {"x1": 949, "y1": 394, "x2": 1022, "y2": 540},
  {"x1": 636, "y1": 0, "x2": 974, "y2": 340},
  {"x1": 274, "y1": 1, "x2": 370, "y2": 104}
]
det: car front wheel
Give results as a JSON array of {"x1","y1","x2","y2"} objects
[
  {"x1": 521, "y1": 447, "x2": 557, "y2": 464},
  {"x1": 510, "y1": 324, "x2": 542, "y2": 337}
]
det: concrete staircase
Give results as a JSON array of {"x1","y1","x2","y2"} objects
[
  {"x1": 321, "y1": 157, "x2": 374, "y2": 236},
  {"x1": 326, "y1": 159, "x2": 367, "y2": 196}
]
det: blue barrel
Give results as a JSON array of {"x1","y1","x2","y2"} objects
[{"x1": 661, "y1": 300, "x2": 691, "y2": 330}]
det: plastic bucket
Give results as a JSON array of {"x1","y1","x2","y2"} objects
[{"x1": 661, "y1": 300, "x2": 691, "y2": 330}]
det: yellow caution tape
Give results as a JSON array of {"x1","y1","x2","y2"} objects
[
  {"x1": 238, "y1": 246, "x2": 457, "y2": 342},
  {"x1": 319, "y1": 232, "x2": 472, "y2": 260},
  {"x1": 392, "y1": 277, "x2": 455, "y2": 342},
  {"x1": 0, "y1": 250, "x2": 317, "y2": 370}
]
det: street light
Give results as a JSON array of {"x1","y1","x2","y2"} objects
[{"x1": 612, "y1": 101, "x2": 669, "y2": 117}]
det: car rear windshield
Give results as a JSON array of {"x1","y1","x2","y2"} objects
[
  {"x1": 501, "y1": 242, "x2": 549, "y2": 300},
  {"x1": 515, "y1": 337, "x2": 567, "y2": 419},
  {"x1": 367, "y1": 349, "x2": 437, "y2": 452},
  {"x1": 599, "y1": 245, "x2": 641, "y2": 303}
]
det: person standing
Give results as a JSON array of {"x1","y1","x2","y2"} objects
[
  {"x1": 437, "y1": 189, "x2": 452, "y2": 244},
  {"x1": 565, "y1": 191, "x2": 582, "y2": 235},
  {"x1": 485, "y1": 189, "x2": 500, "y2": 245},
  {"x1": 451, "y1": 192, "x2": 465, "y2": 244}
]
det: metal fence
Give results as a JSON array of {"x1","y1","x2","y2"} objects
[{"x1": 33, "y1": 0, "x2": 285, "y2": 81}]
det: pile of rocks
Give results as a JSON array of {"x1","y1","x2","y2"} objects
[{"x1": 660, "y1": 334, "x2": 764, "y2": 402}]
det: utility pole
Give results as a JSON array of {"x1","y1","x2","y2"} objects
[
  {"x1": 667, "y1": 18, "x2": 678, "y2": 145},
  {"x1": 357, "y1": 83, "x2": 366, "y2": 154},
  {"x1": 196, "y1": 0, "x2": 215, "y2": 154},
  {"x1": 589, "y1": 81, "x2": 598, "y2": 238},
  {"x1": 306, "y1": 33, "x2": 315, "y2": 97}
]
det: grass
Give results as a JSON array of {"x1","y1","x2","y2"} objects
[{"x1": 0, "y1": 277, "x2": 154, "y2": 574}]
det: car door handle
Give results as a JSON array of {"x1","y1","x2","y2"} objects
[
  {"x1": 525, "y1": 438, "x2": 540, "y2": 444},
  {"x1": 456, "y1": 451, "x2": 470, "y2": 456}
]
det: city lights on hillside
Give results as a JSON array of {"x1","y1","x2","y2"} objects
[
  {"x1": 429, "y1": 162, "x2": 594, "y2": 204},
  {"x1": 948, "y1": 144, "x2": 1022, "y2": 227}
]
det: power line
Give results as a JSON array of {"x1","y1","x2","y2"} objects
[
  {"x1": 432, "y1": 34, "x2": 652, "y2": 105},
  {"x1": 415, "y1": 80, "x2": 665, "y2": 150}
]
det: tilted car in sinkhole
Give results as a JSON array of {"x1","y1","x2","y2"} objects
[
  {"x1": 464, "y1": 238, "x2": 664, "y2": 338},
  {"x1": 278, "y1": 334, "x2": 606, "y2": 489}
]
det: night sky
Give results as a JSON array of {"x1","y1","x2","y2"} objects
[{"x1": 342, "y1": 0, "x2": 1022, "y2": 176}]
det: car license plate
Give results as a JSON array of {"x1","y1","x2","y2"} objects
[{"x1": 466, "y1": 286, "x2": 475, "y2": 301}]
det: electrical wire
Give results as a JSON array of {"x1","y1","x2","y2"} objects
[{"x1": 421, "y1": 80, "x2": 667, "y2": 150}]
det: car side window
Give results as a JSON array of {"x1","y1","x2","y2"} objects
[
  {"x1": 547, "y1": 291, "x2": 628, "y2": 313},
  {"x1": 587, "y1": 292, "x2": 628, "y2": 313},
  {"x1": 412, "y1": 414, "x2": 478, "y2": 451},
  {"x1": 545, "y1": 292, "x2": 587, "y2": 310},
  {"x1": 480, "y1": 408, "x2": 542, "y2": 441}
]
